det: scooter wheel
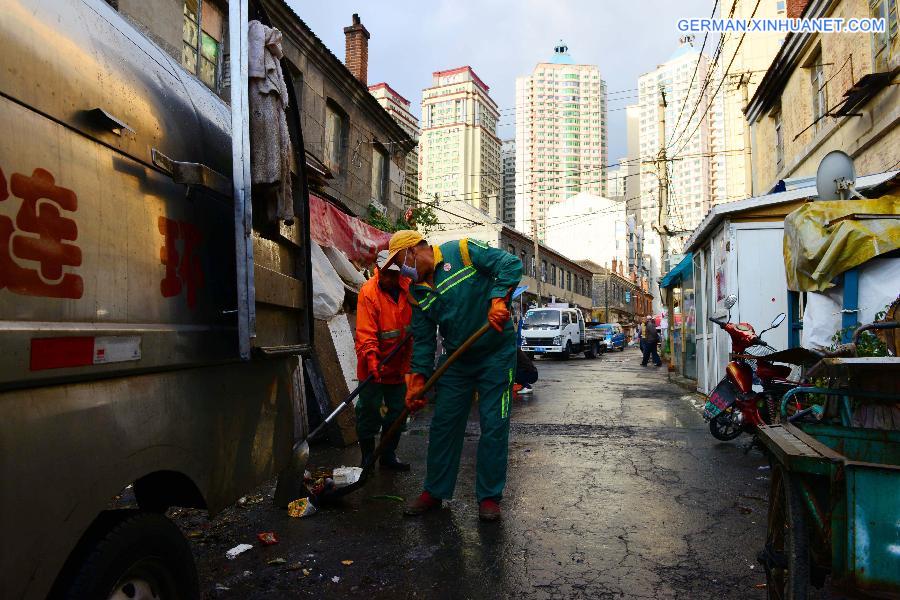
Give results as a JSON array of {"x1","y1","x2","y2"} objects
[{"x1": 709, "y1": 410, "x2": 743, "y2": 441}]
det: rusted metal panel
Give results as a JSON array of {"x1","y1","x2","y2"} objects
[{"x1": 0, "y1": 360, "x2": 297, "y2": 599}]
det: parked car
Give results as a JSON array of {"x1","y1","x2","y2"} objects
[
  {"x1": 593, "y1": 323, "x2": 626, "y2": 352},
  {"x1": 520, "y1": 306, "x2": 603, "y2": 359}
]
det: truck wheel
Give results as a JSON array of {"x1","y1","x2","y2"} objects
[
  {"x1": 561, "y1": 341, "x2": 572, "y2": 360},
  {"x1": 60, "y1": 510, "x2": 199, "y2": 600},
  {"x1": 584, "y1": 342, "x2": 596, "y2": 359},
  {"x1": 618, "y1": 344, "x2": 625, "y2": 352}
]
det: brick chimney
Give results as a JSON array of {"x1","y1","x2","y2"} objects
[
  {"x1": 611, "y1": 258, "x2": 618, "y2": 275},
  {"x1": 786, "y1": 0, "x2": 810, "y2": 18},
  {"x1": 344, "y1": 14, "x2": 369, "y2": 85}
]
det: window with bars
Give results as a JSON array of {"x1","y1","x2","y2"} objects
[
  {"x1": 182, "y1": 0, "x2": 224, "y2": 90},
  {"x1": 809, "y1": 51, "x2": 827, "y2": 129},
  {"x1": 371, "y1": 144, "x2": 388, "y2": 203},
  {"x1": 773, "y1": 104, "x2": 784, "y2": 172},
  {"x1": 325, "y1": 101, "x2": 348, "y2": 174}
]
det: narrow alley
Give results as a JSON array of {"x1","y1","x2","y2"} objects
[{"x1": 175, "y1": 349, "x2": 772, "y2": 599}]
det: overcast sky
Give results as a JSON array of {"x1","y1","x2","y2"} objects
[{"x1": 289, "y1": 0, "x2": 714, "y2": 162}]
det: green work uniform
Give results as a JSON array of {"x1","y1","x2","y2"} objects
[
  {"x1": 355, "y1": 382, "x2": 407, "y2": 441},
  {"x1": 409, "y1": 239, "x2": 523, "y2": 502}
]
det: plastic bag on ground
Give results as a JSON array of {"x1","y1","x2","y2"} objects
[
  {"x1": 332, "y1": 466, "x2": 362, "y2": 487},
  {"x1": 311, "y1": 241, "x2": 345, "y2": 320},
  {"x1": 287, "y1": 497, "x2": 317, "y2": 518}
]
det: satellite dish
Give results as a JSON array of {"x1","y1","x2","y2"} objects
[{"x1": 816, "y1": 150, "x2": 856, "y2": 200}]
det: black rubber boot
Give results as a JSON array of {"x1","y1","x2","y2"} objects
[
  {"x1": 379, "y1": 433, "x2": 410, "y2": 471},
  {"x1": 358, "y1": 438, "x2": 375, "y2": 469}
]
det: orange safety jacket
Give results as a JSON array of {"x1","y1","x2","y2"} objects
[{"x1": 355, "y1": 268, "x2": 413, "y2": 384}]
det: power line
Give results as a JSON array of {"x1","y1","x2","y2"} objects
[
  {"x1": 665, "y1": 0, "x2": 737, "y2": 151},
  {"x1": 671, "y1": 0, "x2": 763, "y2": 158},
  {"x1": 670, "y1": 0, "x2": 720, "y2": 140}
]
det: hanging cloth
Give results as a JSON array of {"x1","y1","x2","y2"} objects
[{"x1": 248, "y1": 20, "x2": 294, "y2": 223}]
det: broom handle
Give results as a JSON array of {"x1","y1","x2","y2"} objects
[{"x1": 367, "y1": 323, "x2": 493, "y2": 466}]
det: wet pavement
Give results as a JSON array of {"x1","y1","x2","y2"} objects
[{"x1": 175, "y1": 347, "x2": 773, "y2": 599}]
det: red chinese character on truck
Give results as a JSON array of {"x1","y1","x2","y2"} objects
[
  {"x1": 158, "y1": 216, "x2": 204, "y2": 308},
  {"x1": 0, "y1": 167, "x2": 84, "y2": 299}
]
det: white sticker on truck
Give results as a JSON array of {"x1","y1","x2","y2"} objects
[{"x1": 93, "y1": 336, "x2": 141, "y2": 364}]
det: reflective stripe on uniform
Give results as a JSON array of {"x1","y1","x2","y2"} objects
[
  {"x1": 436, "y1": 265, "x2": 475, "y2": 291},
  {"x1": 439, "y1": 267, "x2": 477, "y2": 294},
  {"x1": 501, "y1": 367, "x2": 513, "y2": 418},
  {"x1": 378, "y1": 326, "x2": 411, "y2": 340}
]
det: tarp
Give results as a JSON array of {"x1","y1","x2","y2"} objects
[
  {"x1": 309, "y1": 194, "x2": 391, "y2": 264},
  {"x1": 801, "y1": 258, "x2": 900, "y2": 350},
  {"x1": 310, "y1": 241, "x2": 345, "y2": 320},
  {"x1": 659, "y1": 253, "x2": 693, "y2": 288},
  {"x1": 783, "y1": 196, "x2": 900, "y2": 292}
]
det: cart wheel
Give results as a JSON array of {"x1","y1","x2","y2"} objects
[
  {"x1": 709, "y1": 408, "x2": 743, "y2": 441},
  {"x1": 759, "y1": 466, "x2": 810, "y2": 600}
]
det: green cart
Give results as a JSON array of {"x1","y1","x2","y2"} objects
[{"x1": 755, "y1": 357, "x2": 900, "y2": 599}]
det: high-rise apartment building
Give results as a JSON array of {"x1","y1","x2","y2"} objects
[
  {"x1": 419, "y1": 66, "x2": 501, "y2": 214},
  {"x1": 501, "y1": 139, "x2": 516, "y2": 226},
  {"x1": 514, "y1": 42, "x2": 608, "y2": 240},
  {"x1": 369, "y1": 82, "x2": 419, "y2": 204},
  {"x1": 637, "y1": 42, "x2": 726, "y2": 277},
  {"x1": 719, "y1": 0, "x2": 786, "y2": 201},
  {"x1": 623, "y1": 104, "x2": 646, "y2": 279}
]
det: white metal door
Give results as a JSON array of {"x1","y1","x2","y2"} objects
[{"x1": 735, "y1": 227, "x2": 789, "y2": 351}]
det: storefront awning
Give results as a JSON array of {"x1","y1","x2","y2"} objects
[{"x1": 659, "y1": 253, "x2": 693, "y2": 288}]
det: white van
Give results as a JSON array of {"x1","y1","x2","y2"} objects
[{"x1": 520, "y1": 306, "x2": 602, "y2": 359}]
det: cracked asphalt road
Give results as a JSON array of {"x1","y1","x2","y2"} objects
[{"x1": 176, "y1": 347, "x2": 772, "y2": 599}]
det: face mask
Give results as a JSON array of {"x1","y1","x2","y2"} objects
[{"x1": 399, "y1": 250, "x2": 419, "y2": 282}]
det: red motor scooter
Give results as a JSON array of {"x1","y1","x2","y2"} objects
[{"x1": 703, "y1": 294, "x2": 797, "y2": 441}]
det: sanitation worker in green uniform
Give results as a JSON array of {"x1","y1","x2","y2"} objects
[{"x1": 383, "y1": 230, "x2": 522, "y2": 522}]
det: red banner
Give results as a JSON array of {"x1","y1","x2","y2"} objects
[{"x1": 308, "y1": 194, "x2": 391, "y2": 263}]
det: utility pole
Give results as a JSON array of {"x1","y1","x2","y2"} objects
[
  {"x1": 604, "y1": 274, "x2": 609, "y2": 324},
  {"x1": 531, "y1": 216, "x2": 542, "y2": 306},
  {"x1": 655, "y1": 84, "x2": 669, "y2": 273},
  {"x1": 740, "y1": 74, "x2": 753, "y2": 197}
]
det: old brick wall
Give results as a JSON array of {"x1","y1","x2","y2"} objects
[{"x1": 751, "y1": 0, "x2": 899, "y2": 191}]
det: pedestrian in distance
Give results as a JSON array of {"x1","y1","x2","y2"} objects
[
  {"x1": 353, "y1": 250, "x2": 414, "y2": 471},
  {"x1": 383, "y1": 230, "x2": 523, "y2": 522},
  {"x1": 640, "y1": 315, "x2": 663, "y2": 367}
]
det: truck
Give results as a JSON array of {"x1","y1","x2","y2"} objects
[
  {"x1": 520, "y1": 305, "x2": 603, "y2": 359},
  {"x1": 1, "y1": 1, "x2": 316, "y2": 597}
]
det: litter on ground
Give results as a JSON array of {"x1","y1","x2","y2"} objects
[{"x1": 225, "y1": 544, "x2": 253, "y2": 560}]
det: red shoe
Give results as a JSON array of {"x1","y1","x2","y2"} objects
[
  {"x1": 403, "y1": 490, "x2": 442, "y2": 516},
  {"x1": 478, "y1": 498, "x2": 502, "y2": 521}
]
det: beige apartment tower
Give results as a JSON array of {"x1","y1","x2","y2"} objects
[
  {"x1": 719, "y1": 0, "x2": 787, "y2": 201},
  {"x1": 419, "y1": 66, "x2": 501, "y2": 215},
  {"x1": 515, "y1": 42, "x2": 608, "y2": 240},
  {"x1": 369, "y1": 82, "x2": 420, "y2": 203}
]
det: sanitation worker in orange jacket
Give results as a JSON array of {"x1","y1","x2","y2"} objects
[
  {"x1": 354, "y1": 250, "x2": 413, "y2": 470},
  {"x1": 384, "y1": 230, "x2": 522, "y2": 522}
]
